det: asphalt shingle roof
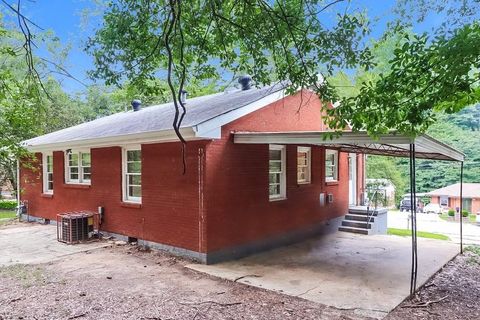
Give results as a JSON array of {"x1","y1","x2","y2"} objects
[
  {"x1": 23, "y1": 83, "x2": 286, "y2": 147},
  {"x1": 427, "y1": 183, "x2": 480, "y2": 198}
]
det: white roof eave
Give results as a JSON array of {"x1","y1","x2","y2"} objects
[
  {"x1": 233, "y1": 131, "x2": 464, "y2": 162},
  {"x1": 23, "y1": 127, "x2": 198, "y2": 152}
]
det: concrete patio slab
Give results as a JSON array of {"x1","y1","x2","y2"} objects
[
  {"x1": 187, "y1": 232, "x2": 459, "y2": 319},
  {"x1": 0, "y1": 224, "x2": 109, "y2": 267}
]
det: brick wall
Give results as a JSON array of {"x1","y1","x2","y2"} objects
[
  {"x1": 429, "y1": 196, "x2": 479, "y2": 214},
  {"x1": 20, "y1": 141, "x2": 208, "y2": 252},
  {"x1": 20, "y1": 89, "x2": 363, "y2": 254},
  {"x1": 204, "y1": 90, "x2": 351, "y2": 252}
]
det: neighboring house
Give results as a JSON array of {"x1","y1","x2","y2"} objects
[
  {"x1": 365, "y1": 178, "x2": 396, "y2": 207},
  {"x1": 19, "y1": 81, "x2": 367, "y2": 264},
  {"x1": 427, "y1": 183, "x2": 480, "y2": 214},
  {"x1": 0, "y1": 180, "x2": 14, "y2": 199}
]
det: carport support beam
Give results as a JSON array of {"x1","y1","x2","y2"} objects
[
  {"x1": 409, "y1": 143, "x2": 418, "y2": 297},
  {"x1": 459, "y1": 162, "x2": 464, "y2": 254}
]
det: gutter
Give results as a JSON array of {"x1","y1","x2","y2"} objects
[
  {"x1": 23, "y1": 128, "x2": 199, "y2": 152},
  {"x1": 16, "y1": 159, "x2": 20, "y2": 216}
]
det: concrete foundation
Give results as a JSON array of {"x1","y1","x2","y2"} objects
[
  {"x1": 102, "y1": 216, "x2": 344, "y2": 264},
  {"x1": 20, "y1": 213, "x2": 343, "y2": 264}
]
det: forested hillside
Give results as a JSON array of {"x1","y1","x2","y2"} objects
[{"x1": 367, "y1": 104, "x2": 480, "y2": 198}]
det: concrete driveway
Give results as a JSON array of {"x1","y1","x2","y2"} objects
[
  {"x1": 0, "y1": 224, "x2": 108, "y2": 267},
  {"x1": 388, "y1": 210, "x2": 480, "y2": 245},
  {"x1": 188, "y1": 232, "x2": 458, "y2": 319}
]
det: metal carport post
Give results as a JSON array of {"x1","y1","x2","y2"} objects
[{"x1": 459, "y1": 162, "x2": 464, "y2": 254}]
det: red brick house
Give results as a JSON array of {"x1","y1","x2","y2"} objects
[
  {"x1": 19, "y1": 82, "x2": 367, "y2": 263},
  {"x1": 427, "y1": 183, "x2": 480, "y2": 215}
]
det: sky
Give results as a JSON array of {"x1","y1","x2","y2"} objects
[{"x1": 0, "y1": 0, "x2": 450, "y2": 94}]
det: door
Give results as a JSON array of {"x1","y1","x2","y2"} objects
[{"x1": 348, "y1": 153, "x2": 357, "y2": 206}]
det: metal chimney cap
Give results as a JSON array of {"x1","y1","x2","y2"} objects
[
  {"x1": 238, "y1": 75, "x2": 252, "y2": 90},
  {"x1": 131, "y1": 99, "x2": 142, "y2": 112}
]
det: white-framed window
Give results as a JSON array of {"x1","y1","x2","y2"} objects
[
  {"x1": 43, "y1": 153, "x2": 53, "y2": 194},
  {"x1": 269, "y1": 145, "x2": 286, "y2": 200},
  {"x1": 297, "y1": 147, "x2": 311, "y2": 184},
  {"x1": 325, "y1": 149, "x2": 339, "y2": 182},
  {"x1": 65, "y1": 150, "x2": 91, "y2": 184},
  {"x1": 123, "y1": 147, "x2": 142, "y2": 203}
]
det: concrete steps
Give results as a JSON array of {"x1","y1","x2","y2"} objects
[
  {"x1": 344, "y1": 213, "x2": 375, "y2": 222},
  {"x1": 339, "y1": 206, "x2": 387, "y2": 235},
  {"x1": 338, "y1": 226, "x2": 371, "y2": 235},
  {"x1": 341, "y1": 220, "x2": 372, "y2": 229}
]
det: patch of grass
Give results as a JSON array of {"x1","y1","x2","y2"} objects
[
  {"x1": 0, "y1": 264, "x2": 47, "y2": 288},
  {"x1": 465, "y1": 245, "x2": 480, "y2": 256},
  {"x1": 465, "y1": 246, "x2": 480, "y2": 265},
  {"x1": 0, "y1": 210, "x2": 16, "y2": 219},
  {"x1": 439, "y1": 213, "x2": 450, "y2": 221},
  {"x1": 440, "y1": 213, "x2": 478, "y2": 223},
  {"x1": 387, "y1": 228, "x2": 450, "y2": 241}
]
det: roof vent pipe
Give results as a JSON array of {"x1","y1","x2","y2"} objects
[
  {"x1": 131, "y1": 99, "x2": 142, "y2": 112},
  {"x1": 238, "y1": 75, "x2": 252, "y2": 90}
]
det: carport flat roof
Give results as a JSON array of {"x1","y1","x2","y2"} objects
[{"x1": 234, "y1": 131, "x2": 464, "y2": 162}]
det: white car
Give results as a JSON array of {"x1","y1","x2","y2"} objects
[{"x1": 423, "y1": 203, "x2": 445, "y2": 214}]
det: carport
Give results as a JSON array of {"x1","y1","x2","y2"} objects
[{"x1": 234, "y1": 130, "x2": 465, "y2": 296}]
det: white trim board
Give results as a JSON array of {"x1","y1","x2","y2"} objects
[
  {"x1": 193, "y1": 89, "x2": 287, "y2": 139},
  {"x1": 23, "y1": 128, "x2": 198, "y2": 152},
  {"x1": 234, "y1": 131, "x2": 464, "y2": 162}
]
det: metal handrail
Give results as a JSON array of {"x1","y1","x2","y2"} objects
[{"x1": 366, "y1": 190, "x2": 379, "y2": 226}]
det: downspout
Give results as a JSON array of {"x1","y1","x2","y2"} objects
[
  {"x1": 362, "y1": 154, "x2": 367, "y2": 206},
  {"x1": 198, "y1": 147, "x2": 206, "y2": 258},
  {"x1": 16, "y1": 159, "x2": 20, "y2": 220},
  {"x1": 459, "y1": 162, "x2": 464, "y2": 254},
  {"x1": 363, "y1": 153, "x2": 366, "y2": 205}
]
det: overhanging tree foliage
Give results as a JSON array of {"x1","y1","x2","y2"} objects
[
  {"x1": 86, "y1": 0, "x2": 373, "y2": 143},
  {"x1": 328, "y1": 22, "x2": 480, "y2": 137}
]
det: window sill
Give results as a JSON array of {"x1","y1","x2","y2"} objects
[
  {"x1": 325, "y1": 181, "x2": 339, "y2": 186},
  {"x1": 63, "y1": 183, "x2": 91, "y2": 189},
  {"x1": 269, "y1": 197, "x2": 287, "y2": 202},
  {"x1": 121, "y1": 202, "x2": 142, "y2": 209},
  {"x1": 297, "y1": 181, "x2": 311, "y2": 185},
  {"x1": 41, "y1": 193, "x2": 54, "y2": 198}
]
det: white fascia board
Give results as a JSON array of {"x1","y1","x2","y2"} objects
[
  {"x1": 415, "y1": 135, "x2": 464, "y2": 162},
  {"x1": 24, "y1": 128, "x2": 198, "y2": 153},
  {"x1": 193, "y1": 89, "x2": 287, "y2": 139},
  {"x1": 234, "y1": 131, "x2": 463, "y2": 162},
  {"x1": 234, "y1": 131, "x2": 413, "y2": 146}
]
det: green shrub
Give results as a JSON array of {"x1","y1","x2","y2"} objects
[
  {"x1": 462, "y1": 210, "x2": 470, "y2": 217},
  {"x1": 0, "y1": 200, "x2": 17, "y2": 210},
  {"x1": 448, "y1": 209, "x2": 455, "y2": 217}
]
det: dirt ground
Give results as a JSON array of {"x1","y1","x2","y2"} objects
[
  {"x1": 0, "y1": 225, "x2": 479, "y2": 320},
  {"x1": 0, "y1": 243, "x2": 374, "y2": 320},
  {"x1": 386, "y1": 247, "x2": 480, "y2": 320}
]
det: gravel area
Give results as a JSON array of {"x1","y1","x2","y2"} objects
[
  {"x1": 0, "y1": 244, "x2": 374, "y2": 320},
  {"x1": 387, "y1": 247, "x2": 480, "y2": 320}
]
